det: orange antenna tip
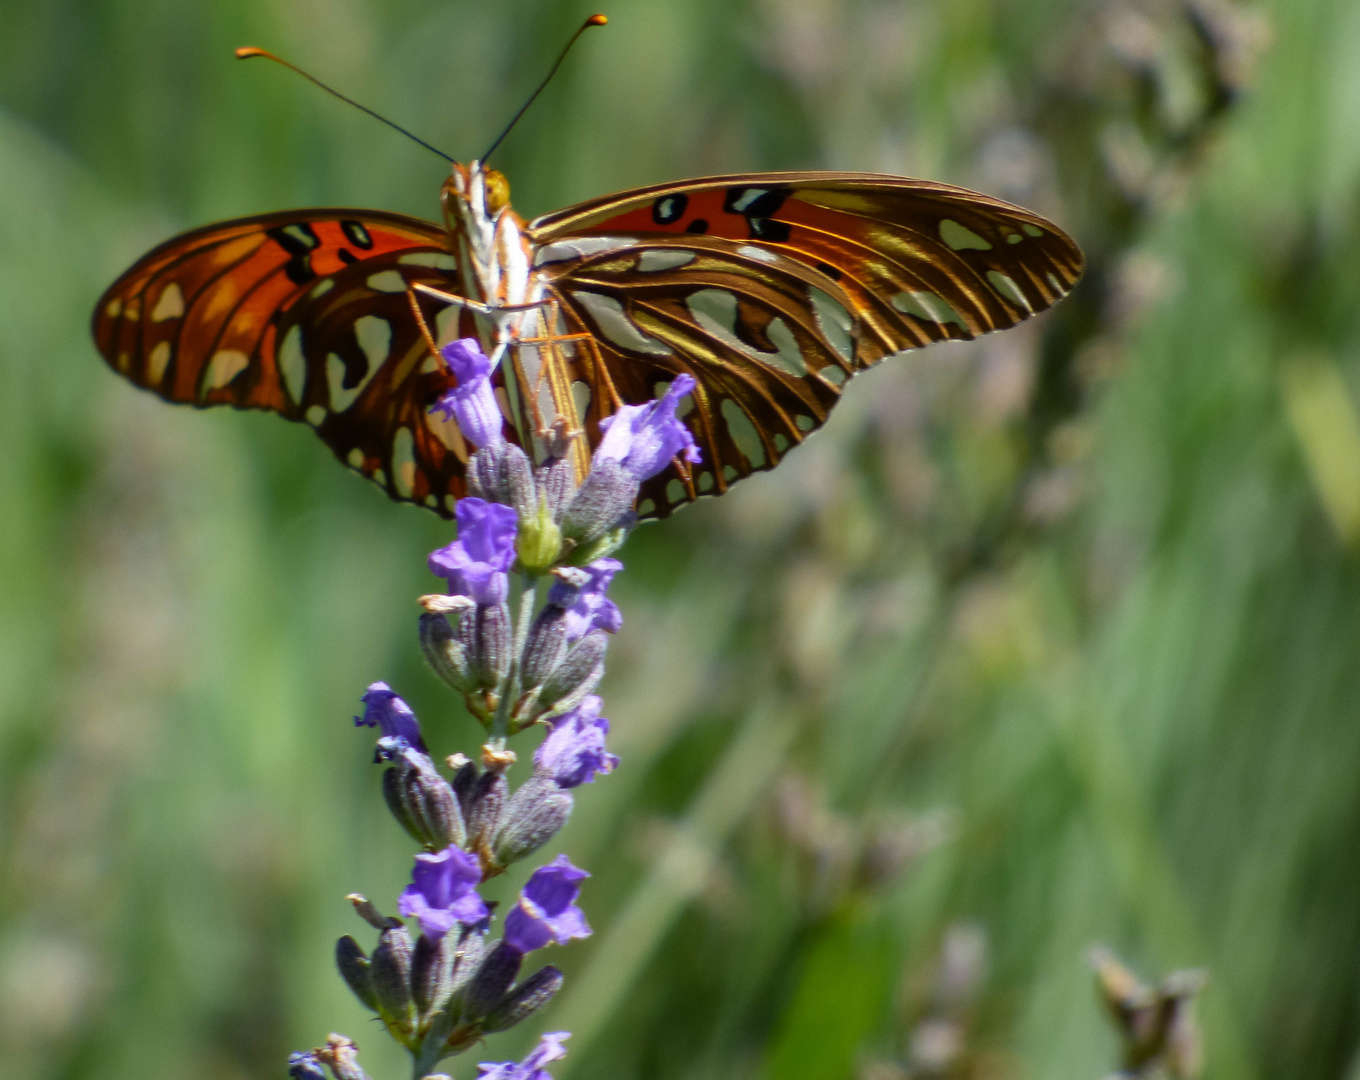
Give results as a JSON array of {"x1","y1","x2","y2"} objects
[
  {"x1": 588, "y1": 14, "x2": 608, "y2": 25},
  {"x1": 234, "y1": 46, "x2": 270, "y2": 60}
]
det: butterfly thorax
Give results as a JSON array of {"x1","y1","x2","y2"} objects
[{"x1": 440, "y1": 162, "x2": 542, "y2": 367}]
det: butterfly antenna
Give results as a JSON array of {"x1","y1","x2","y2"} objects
[
  {"x1": 235, "y1": 46, "x2": 455, "y2": 163},
  {"x1": 480, "y1": 14, "x2": 608, "y2": 164}
]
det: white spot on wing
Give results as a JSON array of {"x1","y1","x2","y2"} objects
[
  {"x1": 151, "y1": 282, "x2": 184, "y2": 321},
  {"x1": 105, "y1": 298, "x2": 122, "y2": 318},
  {"x1": 637, "y1": 498, "x2": 656, "y2": 515},
  {"x1": 399, "y1": 251, "x2": 459, "y2": 270},
  {"x1": 310, "y1": 278, "x2": 335, "y2": 299},
  {"x1": 148, "y1": 341, "x2": 171, "y2": 384},
  {"x1": 939, "y1": 219, "x2": 993, "y2": 251},
  {"x1": 279, "y1": 325, "x2": 306, "y2": 404},
  {"x1": 986, "y1": 271, "x2": 1033, "y2": 313},
  {"x1": 535, "y1": 236, "x2": 633, "y2": 266},
  {"x1": 737, "y1": 245, "x2": 781, "y2": 264},
  {"x1": 893, "y1": 290, "x2": 966, "y2": 328},
  {"x1": 327, "y1": 316, "x2": 390, "y2": 412},
  {"x1": 426, "y1": 409, "x2": 470, "y2": 462},
  {"x1": 637, "y1": 249, "x2": 696, "y2": 272},
  {"x1": 571, "y1": 380, "x2": 591, "y2": 423},
  {"x1": 203, "y1": 349, "x2": 249, "y2": 393},
  {"x1": 393, "y1": 427, "x2": 416, "y2": 497},
  {"x1": 729, "y1": 189, "x2": 768, "y2": 213},
  {"x1": 810, "y1": 288, "x2": 854, "y2": 363},
  {"x1": 721, "y1": 399, "x2": 766, "y2": 466},
  {"x1": 666, "y1": 479, "x2": 684, "y2": 503},
  {"x1": 348, "y1": 448, "x2": 365, "y2": 468},
  {"x1": 571, "y1": 291, "x2": 671, "y2": 355},
  {"x1": 686, "y1": 289, "x2": 805, "y2": 376},
  {"x1": 307, "y1": 405, "x2": 327, "y2": 426},
  {"x1": 367, "y1": 270, "x2": 408, "y2": 293}
]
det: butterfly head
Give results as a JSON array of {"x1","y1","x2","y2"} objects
[{"x1": 442, "y1": 161, "x2": 514, "y2": 234}]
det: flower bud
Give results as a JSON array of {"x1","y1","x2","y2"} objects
[
  {"x1": 419, "y1": 611, "x2": 476, "y2": 692},
  {"x1": 347, "y1": 893, "x2": 402, "y2": 930},
  {"x1": 469, "y1": 443, "x2": 537, "y2": 520},
  {"x1": 517, "y1": 496, "x2": 564, "y2": 575},
  {"x1": 370, "y1": 926, "x2": 416, "y2": 1034},
  {"x1": 566, "y1": 524, "x2": 633, "y2": 567},
  {"x1": 411, "y1": 929, "x2": 460, "y2": 1017},
  {"x1": 536, "y1": 630, "x2": 608, "y2": 716},
  {"x1": 519, "y1": 605, "x2": 569, "y2": 693},
  {"x1": 493, "y1": 777, "x2": 574, "y2": 866},
  {"x1": 336, "y1": 936, "x2": 379, "y2": 1012},
  {"x1": 561, "y1": 457, "x2": 640, "y2": 543},
  {"x1": 462, "y1": 940, "x2": 523, "y2": 1020},
  {"x1": 448, "y1": 924, "x2": 486, "y2": 1002},
  {"x1": 482, "y1": 966, "x2": 564, "y2": 1033},
  {"x1": 536, "y1": 457, "x2": 577, "y2": 521},
  {"x1": 464, "y1": 769, "x2": 508, "y2": 849},
  {"x1": 382, "y1": 749, "x2": 466, "y2": 849},
  {"x1": 470, "y1": 602, "x2": 512, "y2": 687}
]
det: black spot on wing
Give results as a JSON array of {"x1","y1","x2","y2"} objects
[
  {"x1": 685, "y1": 219, "x2": 709, "y2": 235},
  {"x1": 341, "y1": 219, "x2": 375, "y2": 249},
  {"x1": 652, "y1": 194, "x2": 689, "y2": 226},
  {"x1": 749, "y1": 217, "x2": 791, "y2": 243},
  {"x1": 338, "y1": 249, "x2": 358, "y2": 265},
  {"x1": 266, "y1": 223, "x2": 320, "y2": 284},
  {"x1": 723, "y1": 187, "x2": 787, "y2": 218},
  {"x1": 815, "y1": 261, "x2": 842, "y2": 280}
]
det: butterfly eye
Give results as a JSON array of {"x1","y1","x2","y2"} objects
[{"x1": 484, "y1": 169, "x2": 512, "y2": 215}]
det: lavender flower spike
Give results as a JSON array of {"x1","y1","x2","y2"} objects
[
  {"x1": 355, "y1": 682, "x2": 427, "y2": 754},
  {"x1": 594, "y1": 373, "x2": 702, "y2": 480},
  {"x1": 477, "y1": 1032, "x2": 571, "y2": 1080},
  {"x1": 552, "y1": 558, "x2": 623, "y2": 643},
  {"x1": 503, "y1": 855, "x2": 592, "y2": 954},
  {"x1": 535, "y1": 695, "x2": 618, "y2": 788},
  {"x1": 397, "y1": 845, "x2": 489, "y2": 941},
  {"x1": 430, "y1": 337, "x2": 505, "y2": 449},
  {"x1": 429, "y1": 498, "x2": 519, "y2": 605}
]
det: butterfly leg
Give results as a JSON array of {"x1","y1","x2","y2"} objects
[{"x1": 406, "y1": 288, "x2": 443, "y2": 358}]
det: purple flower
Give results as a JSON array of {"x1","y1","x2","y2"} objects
[
  {"x1": 551, "y1": 558, "x2": 623, "y2": 643},
  {"x1": 397, "y1": 845, "x2": 489, "y2": 941},
  {"x1": 535, "y1": 696, "x2": 618, "y2": 788},
  {"x1": 503, "y1": 855, "x2": 592, "y2": 954},
  {"x1": 477, "y1": 1032, "x2": 570, "y2": 1080},
  {"x1": 594, "y1": 374, "x2": 702, "y2": 480},
  {"x1": 429, "y1": 498, "x2": 519, "y2": 604},
  {"x1": 430, "y1": 338, "x2": 505, "y2": 449},
  {"x1": 355, "y1": 682, "x2": 427, "y2": 754}
]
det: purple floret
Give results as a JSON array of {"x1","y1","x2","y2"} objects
[{"x1": 503, "y1": 855, "x2": 592, "y2": 954}]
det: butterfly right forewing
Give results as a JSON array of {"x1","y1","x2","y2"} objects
[
  {"x1": 531, "y1": 172, "x2": 1085, "y2": 517},
  {"x1": 92, "y1": 209, "x2": 501, "y2": 515}
]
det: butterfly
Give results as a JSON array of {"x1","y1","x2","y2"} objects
[{"x1": 91, "y1": 44, "x2": 1083, "y2": 523}]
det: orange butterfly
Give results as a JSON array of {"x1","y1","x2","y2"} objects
[{"x1": 91, "y1": 19, "x2": 1083, "y2": 521}]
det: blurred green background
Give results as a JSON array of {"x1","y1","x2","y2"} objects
[{"x1": 3, "y1": 0, "x2": 1360, "y2": 1078}]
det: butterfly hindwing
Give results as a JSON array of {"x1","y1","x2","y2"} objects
[
  {"x1": 92, "y1": 209, "x2": 487, "y2": 516},
  {"x1": 531, "y1": 172, "x2": 1084, "y2": 516},
  {"x1": 541, "y1": 236, "x2": 855, "y2": 514}
]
